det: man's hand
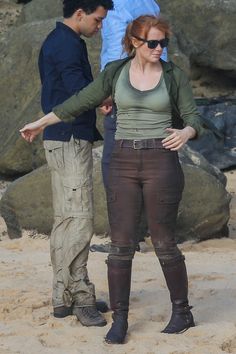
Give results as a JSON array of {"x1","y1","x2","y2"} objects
[{"x1": 162, "y1": 127, "x2": 196, "y2": 151}]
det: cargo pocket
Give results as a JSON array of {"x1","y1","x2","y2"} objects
[
  {"x1": 156, "y1": 192, "x2": 182, "y2": 224},
  {"x1": 43, "y1": 141, "x2": 64, "y2": 170},
  {"x1": 63, "y1": 177, "x2": 93, "y2": 216},
  {"x1": 106, "y1": 189, "x2": 117, "y2": 225}
]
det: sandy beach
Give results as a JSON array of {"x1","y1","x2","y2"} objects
[{"x1": 0, "y1": 170, "x2": 236, "y2": 354}]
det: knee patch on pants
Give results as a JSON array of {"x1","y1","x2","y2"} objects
[
  {"x1": 154, "y1": 246, "x2": 185, "y2": 267},
  {"x1": 107, "y1": 244, "x2": 135, "y2": 261}
]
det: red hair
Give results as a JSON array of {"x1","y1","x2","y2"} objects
[{"x1": 123, "y1": 15, "x2": 171, "y2": 55}]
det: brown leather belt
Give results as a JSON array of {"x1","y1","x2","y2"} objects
[{"x1": 115, "y1": 138, "x2": 164, "y2": 150}]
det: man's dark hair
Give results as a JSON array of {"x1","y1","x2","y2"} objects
[{"x1": 63, "y1": 0, "x2": 114, "y2": 18}]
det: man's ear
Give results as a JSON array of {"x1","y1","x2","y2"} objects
[{"x1": 75, "y1": 9, "x2": 85, "y2": 21}]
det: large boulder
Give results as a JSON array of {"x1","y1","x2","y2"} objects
[
  {"x1": 6, "y1": 0, "x2": 60, "y2": 20},
  {"x1": 177, "y1": 145, "x2": 230, "y2": 242},
  {"x1": 158, "y1": 0, "x2": 236, "y2": 76},
  {"x1": 0, "y1": 146, "x2": 230, "y2": 242},
  {"x1": 21, "y1": 0, "x2": 62, "y2": 23},
  {"x1": 0, "y1": 19, "x2": 54, "y2": 176}
]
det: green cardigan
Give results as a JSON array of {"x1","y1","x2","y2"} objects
[{"x1": 53, "y1": 57, "x2": 206, "y2": 137}]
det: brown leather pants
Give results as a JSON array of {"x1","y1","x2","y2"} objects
[
  {"x1": 107, "y1": 139, "x2": 184, "y2": 258},
  {"x1": 106, "y1": 139, "x2": 188, "y2": 308}
]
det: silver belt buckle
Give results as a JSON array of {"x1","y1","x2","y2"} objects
[{"x1": 133, "y1": 140, "x2": 141, "y2": 149}]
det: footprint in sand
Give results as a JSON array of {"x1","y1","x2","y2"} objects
[
  {"x1": 189, "y1": 274, "x2": 225, "y2": 281},
  {"x1": 221, "y1": 335, "x2": 236, "y2": 353}
]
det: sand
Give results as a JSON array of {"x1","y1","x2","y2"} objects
[{"x1": 0, "y1": 170, "x2": 236, "y2": 354}]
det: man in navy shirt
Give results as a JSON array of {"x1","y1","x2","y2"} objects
[{"x1": 39, "y1": 0, "x2": 113, "y2": 327}]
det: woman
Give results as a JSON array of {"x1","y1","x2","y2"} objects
[{"x1": 21, "y1": 16, "x2": 204, "y2": 344}]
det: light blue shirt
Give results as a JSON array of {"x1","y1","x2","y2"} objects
[{"x1": 101, "y1": 0, "x2": 167, "y2": 70}]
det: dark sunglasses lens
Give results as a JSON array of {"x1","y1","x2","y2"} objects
[
  {"x1": 147, "y1": 40, "x2": 158, "y2": 49},
  {"x1": 147, "y1": 38, "x2": 169, "y2": 49},
  {"x1": 160, "y1": 38, "x2": 169, "y2": 48}
]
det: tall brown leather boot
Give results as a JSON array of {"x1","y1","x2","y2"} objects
[
  {"x1": 160, "y1": 256, "x2": 195, "y2": 334},
  {"x1": 105, "y1": 259, "x2": 132, "y2": 344}
]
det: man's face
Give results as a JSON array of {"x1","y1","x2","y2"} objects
[{"x1": 77, "y1": 6, "x2": 108, "y2": 37}]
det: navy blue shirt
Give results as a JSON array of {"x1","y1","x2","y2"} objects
[{"x1": 38, "y1": 22, "x2": 102, "y2": 142}]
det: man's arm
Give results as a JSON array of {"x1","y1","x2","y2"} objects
[{"x1": 55, "y1": 40, "x2": 92, "y2": 95}]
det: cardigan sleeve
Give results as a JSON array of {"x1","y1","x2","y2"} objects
[
  {"x1": 175, "y1": 68, "x2": 206, "y2": 137},
  {"x1": 52, "y1": 68, "x2": 112, "y2": 123}
]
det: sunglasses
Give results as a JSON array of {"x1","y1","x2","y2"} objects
[{"x1": 133, "y1": 36, "x2": 169, "y2": 49}]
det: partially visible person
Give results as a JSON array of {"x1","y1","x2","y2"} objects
[
  {"x1": 36, "y1": 0, "x2": 113, "y2": 327},
  {"x1": 20, "y1": 15, "x2": 205, "y2": 344},
  {"x1": 90, "y1": 0, "x2": 167, "y2": 253}
]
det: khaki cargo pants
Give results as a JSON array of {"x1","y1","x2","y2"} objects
[{"x1": 44, "y1": 137, "x2": 96, "y2": 308}]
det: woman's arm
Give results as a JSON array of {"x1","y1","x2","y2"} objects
[
  {"x1": 52, "y1": 70, "x2": 112, "y2": 122},
  {"x1": 173, "y1": 67, "x2": 205, "y2": 137},
  {"x1": 162, "y1": 66, "x2": 202, "y2": 150},
  {"x1": 20, "y1": 69, "x2": 113, "y2": 142},
  {"x1": 20, "y1": 112, "x2": 61, "y2": 142}
]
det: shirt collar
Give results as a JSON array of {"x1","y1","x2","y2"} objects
[{"x1": 56, "y1": 21, "x2": 83, "y2": 42}]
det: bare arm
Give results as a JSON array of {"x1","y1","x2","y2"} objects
[{"x1": 20, "y1": 112, "x2": 60, "y2": 142}]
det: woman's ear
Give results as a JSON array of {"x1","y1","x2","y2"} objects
[{"x1": 131, "y1": 37, "x2": 141, "y2": 49}]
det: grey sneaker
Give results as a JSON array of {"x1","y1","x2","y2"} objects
[
  {"x1": 73, "y1": 305, "x2": 107, "y2": 327},
  {"x1": 53, "y1": 305, "x2": 73, "y2": 318},
  {"x1": 53, "y1": 301, "x2": 108, "y2": 318}
]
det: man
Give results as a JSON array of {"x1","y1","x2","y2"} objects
[
  {"x1": 38, "y1": 0, "x2": 113, "y2": 327},
  {"x1": 90, "y1": 0, "x2": 167, "y2": 253}
]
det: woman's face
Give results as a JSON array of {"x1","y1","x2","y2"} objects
[{"x1": 133, "y1": 27, "x2": 166, "y2": 63}]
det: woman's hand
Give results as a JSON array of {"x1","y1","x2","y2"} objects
[
  {"x1": 20, "y1": 121, "x2": 45, "y2": 142},
  {"x1": 20, "y1": 112, "x2": 61, "y2": 143},
  {"x1": 99, "y1": 104, "x2": 113, "y2": 115},
  {"x1": 99, "y1": 96, "x2": 113, "y2": 115},
  {"x1": 162, "y1": 127, "x2": 196, "y2": 151}
]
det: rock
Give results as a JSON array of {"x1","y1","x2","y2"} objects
[
  {"x1": 0, "y1": 165, "x2": 52, "y2": 239},
  {"x1": 0, "y1": 0, "x2": 23, "y2": 34},
  {"x1": 177, "y1": 145, "x2": 231, "y2": 242},
  {"x1": 188, "y1": 98, "x2": 236, "y2": 170},
  {"x1": 0, "y1": 146, "x2": 230, "y2": 242},
  {"x1": 167, "y1": 34, "x2": 191, "y2": 76},
  {"x1": 0, "y1": 19, "x2": 55, "y2": 176},
  {"x1": 21, "y1": 0, "x2": 62, "y2": 23},
  {"x1": 179, "y1": 144, "x2": 227, "y2": 186},
  {"x1": 158, "y1": 0, "x2": 236, "y2": 76}
]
